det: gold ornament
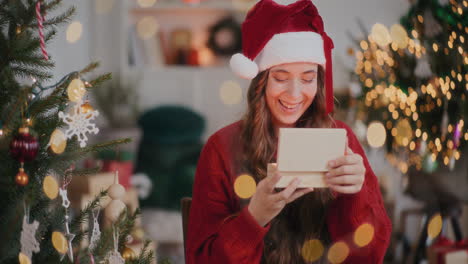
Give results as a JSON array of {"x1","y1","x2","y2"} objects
[
  {"x1": 371, "y1": 23, "x2": 391, "y2": 47},
  {"x1": 395, "y1": 119, "x2": 413, "y2": 146},
  {"x1": 132, "y1": 227, "x2": 145, "y2": 241},
  {"x1": 67, "y1": 79, "x2": 86, "y2": 102},
  {"x1": 49, "y1": 129, "x2": 67, "y2": 154},
  {"x1": 122, "y1": 246, "x2": 136, "y2": 260},
  {"x1": 16, "y1": 25, "x2": 22, "y2": 35},
  {"x1": 80, "y1": 101, "x2": 94, "y2": 119},
  {"x1": 16, "y1": 168, "x2": 29, "y2": 186},
  {"x1": 18, "y1": 252, "x2": 31, "y2": 264},
  {"x1": 43, "y1": 175, "x2": 59, "y2": 200},
  {"x1": 52, "y1": 231, "x2": 68, "y2": 254},
  {"x1": 390, "y1": 24, "x2": 409, "y2": 49}
]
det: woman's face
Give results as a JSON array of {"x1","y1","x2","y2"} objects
[{"x1": 265, "y1": 62, "x2": 319, "y2": 128}]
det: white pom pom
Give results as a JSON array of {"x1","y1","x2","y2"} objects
[
  {"x1": 273, "y1": 0, "x2": 299, "y2": 5},
  {"x1": 230, "y1": 53, "x2": 259, "y2": 80}
]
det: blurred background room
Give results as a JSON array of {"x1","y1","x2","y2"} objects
[{"x1": 39, "y1": 0, "x2": 467, "y2": 263}]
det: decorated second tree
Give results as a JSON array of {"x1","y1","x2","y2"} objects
[
  {"x1": 0, "y1": 1, "x2": 153, "y2": 263},
  {"x1": 349, "y1": 0, "x2": 467, "y2": 174}
]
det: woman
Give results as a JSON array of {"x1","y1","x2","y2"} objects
[{"x1": 187, "y1": 0, "x2": 392, "y2": 263}]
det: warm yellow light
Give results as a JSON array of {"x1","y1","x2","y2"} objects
[
  {"x1": 95, "y1": 0, "x2": 114, "y2": 14},
  {"x1": 137, "y1": 16, "x2": 159, "y2": 40},
  {"x1": 66, "y1": 21, "x2": 83, "y2": 43},
  {"x1": 417, "y1": 15, "x2": 424, "y2": 23},
  {"x1": 367, "y1": 122, "x2": 387, "y2": 148},
  {"x1": 433, "y1": 43, "x2": 439, "y2": 52},
  {"x1": 354, "y1": 223, "x2": 375, "y2": 247},
  {"x1": 234, "y1": 174, "x2": 256, "y2": 199},
  {"x1": 371, "y1": 23, "x2": 391, "y2": 47},
  {"x1": 360, "y1": 40, "x2": 369, "y2": 50},
  {"x1": 427, "y1": 214, "x2": 443, "y2": 239},
  {"x1": 416, "y1": 129, "x2": 422, "y2": 137},
  {"x1": 220, "y1": 81, "x2": 242, "y2": 106},
  {"x1": 137, "y1": 0, "x2": 157, "y2": 8},
  {"x1": 43, "y1": 175, "x2": 59, "y2": 200},
  {"x1": 423, "y1": 132, "x2": 428, "y2": 141},
  {"x1": 52, "y1": 231, "x2": 68, "y2": 254},
  {"x1": 328, "y1": 242, "x2": 350, "y2": 264},
  {"x1": 301, "y1": 239, "x2": 324, "y2": 262}
]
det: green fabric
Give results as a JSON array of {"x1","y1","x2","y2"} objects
[
  {"x1": 135, "y1": 106, "x2": 205, "y2": 210},
  {"x1": 138, "y1": 105, "x2": 205, "y2": 145}
]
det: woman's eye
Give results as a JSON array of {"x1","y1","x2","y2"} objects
[
  {"x1": 302, "y1": 79, "x2": 315, "y2": 83},
  {"x1": 274, "y1": 78, "x2": 287, "y2": 82}
]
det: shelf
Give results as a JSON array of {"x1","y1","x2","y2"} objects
[{"x1": 130, "y1": 0, "x2": 255, "y2": 13}]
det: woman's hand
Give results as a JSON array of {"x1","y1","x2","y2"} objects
[
  {"x1": 325, "y1": 145, "x2": 366, "y2": 194},
  {"x1": 248, "y1": 172, "x2": 313, "y2": 227}
]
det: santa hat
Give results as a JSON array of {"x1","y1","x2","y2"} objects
[{"x1": 230, "y1": 0, "x2": 335, "y2": 113}]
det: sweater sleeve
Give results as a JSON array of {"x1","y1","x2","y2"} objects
[
  {"x1": 327, "y1": 122, "x2": 392, "y2": 263},
  {"x1": 186, "y1": 135, "x2": 270, "y2": 264}
]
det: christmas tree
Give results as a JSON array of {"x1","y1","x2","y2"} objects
[
  {"x1": 0, "y1": 1, "x2": 154, "y2": 263},
  {"x1": 349, "y1": 0, "x2": 467, "y2": 174}
]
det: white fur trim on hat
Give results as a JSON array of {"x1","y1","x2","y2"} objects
[
  {"x1": 273, "y1": 0, "x2": 302, "y2": 6},
  {"x1": 230, "y1": 53, "x2": 259, "y2": 80},
  {"x1": 255, "y1": 32, "x2": 325, "y2": 72}
]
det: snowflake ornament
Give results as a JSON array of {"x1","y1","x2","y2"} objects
[
  {"x1": 59, "y1": 100, "x2": 99, "y2": 148},
  {"x1": 20, "y1": 215, "x2": 40, "y2": 260},
  {"x1": 89, "y1": 209, "x2": 101, "y2": 251}
]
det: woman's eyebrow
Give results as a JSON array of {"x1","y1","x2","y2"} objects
[{"x1": 271, "y1": 69, "x2": 289, "y2": 73}]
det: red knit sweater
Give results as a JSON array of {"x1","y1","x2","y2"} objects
[{"x1": 186, "y1": 120, "x2": 392, "y2": 263}]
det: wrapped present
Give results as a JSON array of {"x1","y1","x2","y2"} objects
[
  {"x1": 102, "y1": 160, "x2": 133, "y2": 189},
  {"x1": 427, "y1": 236, "x2": 468, "y2": 264}
]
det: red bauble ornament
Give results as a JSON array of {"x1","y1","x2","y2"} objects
[
  {"x1": 15, "y1": 167, "x2": 29, "y2": 186},
  {"x1": 10, "y1": 127, "x2": 39, "y2": 162}
]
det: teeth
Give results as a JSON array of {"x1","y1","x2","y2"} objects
[{"x1": 280, "y1": 100, "x2": 300, "y2": 109}]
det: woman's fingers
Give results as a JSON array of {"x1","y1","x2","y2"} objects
[
  {"x1": 327, "y1": 164, "x2": 365, "y2": 178},
  {"x1": 263, "y1": 171, "x2": 282, "y2": 192},
  {"x1": 329, "y1": 154, "x2": 362, "y2": 169},
  {"x1": 271, "y1": 178, "x2": 301, "y2": 202},
  {"x1": 286, "y1": 188, "x2": 314, "y2": 203},
  {"x1": 329, "y1": 184, "x2": 361, "y2": 194},
  {"x1": 326, "y1": 174, "x2": 363, "y2": 185}
]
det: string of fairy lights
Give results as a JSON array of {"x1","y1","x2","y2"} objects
[{"x1": 351, "y1": 0, "x2": 467, "y2": 173}]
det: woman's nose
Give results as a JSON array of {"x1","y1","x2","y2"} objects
[{"x1": 286, "y1": 79, "x2": 302, "y2": 98}]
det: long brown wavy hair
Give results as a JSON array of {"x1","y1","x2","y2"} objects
[{"x1": 239, "y1": 65, "x2": 336, "y2": 264}]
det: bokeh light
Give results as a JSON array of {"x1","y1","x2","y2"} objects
[
  {"x1": 43, "y1": 175, "x2": 59, "y2": 200},
  {"x1": 52, "y1": 231, "x2": 68, "y2": 254},
  {"x1": 371, "y1": 23, "x2": 391, "y2": 47},
  {"x1": 67, "y1": 78, "x2": 86, "y2": 102},
  {"x1": 137, "y1": 16, "x2": 159, "y2": 40},
  {"x1": 390, "y1": 24, "x2": 408, "y2": 49},
  {"x1": 301, "y1": 239, "x2": 324, "y2": 262},
  {"x1": 49, "y1": 129, "x2": 67, "y2": 154},
  {"x1": 18, "y1": 253, "x2": 30, "y2": 264},
  {"x1": 220, "y1": 81, "x2": 242, "y2": 106},
  {"x1": 354, "y1": 223, "x2": 375, "y2": 247},
  {"x1": 427, "y1": 213, "x2": 443, "y2": 239},
  {"x1": 367, "y1": 121, "x2": 386, "y2": 148},
  {"x1": 95, "y1": 0, "x2": 114, "y2": 14},
  {"x1": 66, "y1": 21, "x2": 83, "y2": 43},
  {"x1": 327, "y1": 241, "x2": 350, "y2": 264},
  {"x1": 138, "y1": 0, "x2": 157, "y2": 8},
  {"x1": 234, "y1": 174, "x2": 256, "y2": 199}
]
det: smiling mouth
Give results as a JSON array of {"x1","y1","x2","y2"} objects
[{"x1": 279, "y1": 99, "x2": 302, "y2": 110}]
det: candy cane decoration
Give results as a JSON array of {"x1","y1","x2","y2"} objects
[{"x1": 35, "y1": 1, "x2": 49, "y2": 60}]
